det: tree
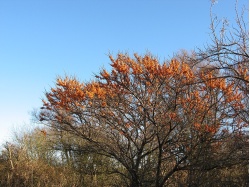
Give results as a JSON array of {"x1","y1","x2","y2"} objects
[
  {"x1": 48, "y1": 127, "x2": 123, "y2": 186},
  {"x1": 0, "y1": 128, "x2": 84, "y2": 187},
  {"x1": 196, "y1": 0, "x2": 249, "y2": 125},
  {"x1": 39, "y1": 53, "x2": 247, "y2": 186}
]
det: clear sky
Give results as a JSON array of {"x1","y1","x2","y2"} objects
[{"x1": 0, "y1": 0, "x2": 248, "y2": 145}]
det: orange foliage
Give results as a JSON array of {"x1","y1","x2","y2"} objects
[
  {"x1": 40, "y1": 53, "x2": 246, "y2": 137},
  {"x1": 40, "y1": 130, "x2": 46, "y2": 136}
]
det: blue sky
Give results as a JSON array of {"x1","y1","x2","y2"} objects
[{"x1": 0, "y1": 0, "x2": 248, "y2": 145}]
